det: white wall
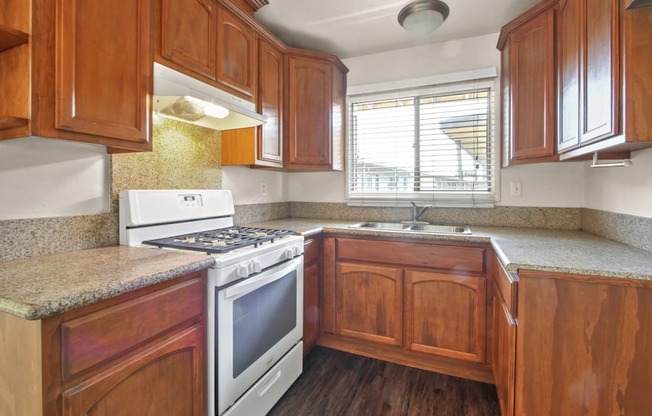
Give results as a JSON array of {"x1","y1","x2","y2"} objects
[
  {"x1": 584, "y1": 147, "x2": 652, "y2": 218},
  {"x1": 0, "y1": 138, "x2": 110, "y2": 220},
  {"x1": 222, "y1": 166, "x2": 288, "y2": 205},
  {"x1": 289, "y1": 33, "x2": 587, "y2": 208}
]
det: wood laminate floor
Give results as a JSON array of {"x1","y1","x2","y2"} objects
[{"x1": 269, "y1": 347, "x2": 501, "y2": 416}]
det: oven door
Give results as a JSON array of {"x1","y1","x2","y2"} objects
[{"x1": 217, "y1": 255, "x2": 303, "y2": 415}]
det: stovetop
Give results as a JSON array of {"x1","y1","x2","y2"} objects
[{"x1": 141, "y1": 226, "x2": 295, "y2": 254}]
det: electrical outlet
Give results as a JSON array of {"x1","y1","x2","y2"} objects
[
  {"x1": 260, "y1": 181, "x2": 267, "y2": 196},
  {"x1": 510, "y1": 181, "x2": 522, "y2": 197}
]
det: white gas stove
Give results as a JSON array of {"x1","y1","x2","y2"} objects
[{"x1": 119, "y1": 190, "x2": 304, "y2": 416}]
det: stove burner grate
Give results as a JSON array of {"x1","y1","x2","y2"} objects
[{"x1": 141, "y1": 226, "x2": 295, "y2": 254}]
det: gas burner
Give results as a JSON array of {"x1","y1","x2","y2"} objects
[{"x1": 142, "y1": 226, "x2": 295, "y2": 254}]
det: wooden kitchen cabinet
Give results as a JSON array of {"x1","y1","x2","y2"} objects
[
  {"x1": 0, "y1": 0, "x2": 153, "y2": 151},
  {"x1": 284, "y1": 51, "x2": 347, "y2": 170},
  {"x1": 320, "y1": 235, "x2": 493, "y2": 383},
  {"x1": 222, "y1": 35, "x2": 285, "y2": 168},
  {"x1": 559, "y1": 0, "x2": 652, "y2": 159},
  {"x1": 497, "y1": 1, "x2": 557, "y2": 166},
  {"x1": 405, "y1": 270, "x2": 486, "y2": 363},
  {"x1": 491, "y1": 260, "x2": 518, "y2": 416},
  {"x1": 335, "y1": 262, "x2": 403, "y2": 347},
  {"x1": 216, "y1": 6, "x2": 256, "y2": 99},
  {"x1": 0, "y1": 271, "x2": 207, "y2": 416},
  {"x1": 513, "y1": 270, "x2": 652, "y2": 415},
  {"x1": 158, "y1": 0, "x2": 217, "y2": 80},
  {"x1": 558, "y1": 0, "x2": 620, "y2": 153},
  {"x1": 303, "y1": 235, "x2": 322, "y2": 356}
]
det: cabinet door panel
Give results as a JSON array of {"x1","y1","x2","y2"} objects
[
  {"x1": 558, "y1": 0, "x2": 581, "y2": 152},
  {"x1": 493, "y1": 283, "x2": 516, "y2": 416},
  {"x1": 62, "y1": 324, "x2": 205, "y2": 416},
  {"x1": 160, "y1": 0, "x2": 216, "y2": 80},
  {"x1": 257, "y1": 38, "x2": 283, "y2": 165},
  {"x1": 336, "y1": 262, "x2": 402, "y2": 346},
  {"x1": 509, "y1": 8, "x2": 556, "y2": 160},
  {"x1": 405, "y1": 270, "x2": 486, "y2": 363},
  {"x1": 581, "y1": 0, "x2": 619, "y2": 143},
  {"x1": 56, "y1": 0, "x2": 150, "y2": 143},
  {"x1": 303, "y1": 261, "x2": 320, "y2": 356},
  {"x1": 286, "y1": 56, "x2": 332, "y2": 168},
  {"x1": 217, "y1": 7, "x2": 256, "y2": 99}
]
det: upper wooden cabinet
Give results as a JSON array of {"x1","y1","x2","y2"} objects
[
  {"x1": 284, "y1": 51, "x2": 347, "y2": 170},
  {"x1": 222, "y1": 35, "x2": 284, "y2": 167},
  {"x1": 155, "y1": 0, "x2": 257, "y2": 101},
  {"x1": 0, "y1": 0, "x2": 152, "y2": 151},
  {"x1": 498, "y1": 1, "x2": 557, "y2": 166},
  {"x1": 217, "y1": 7, "x2": 257, "y2": 99},
  {"x1": 159, "y1": 0, "x2": 217, "y2": 80},
  {"x1": 559, "y1": 0, "x2": 620, "y2": 153}
]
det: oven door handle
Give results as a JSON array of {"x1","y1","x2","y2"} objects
[{"x1": 224, "y1": 257, "x2": 302, "y2": 299}]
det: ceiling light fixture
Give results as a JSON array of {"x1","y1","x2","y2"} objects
[{"x1": 398, "y1": 0, "x2": 450, "y2": 35}]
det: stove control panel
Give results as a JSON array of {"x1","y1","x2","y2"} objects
[{"x1": 178, "y1": 194, "x2": 203, "y2": 207}]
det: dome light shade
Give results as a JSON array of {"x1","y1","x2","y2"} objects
[{"x1": 398, "y1": 0, "x2": 450, "y2": 35}]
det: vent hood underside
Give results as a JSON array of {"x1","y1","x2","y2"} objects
[{"x1": 153, "y1": 63, "x2": 266, "y2": 131}]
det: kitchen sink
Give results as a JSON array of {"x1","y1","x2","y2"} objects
[{"x1": 350, "y1": 222, "x2": 471, "y2": 235}]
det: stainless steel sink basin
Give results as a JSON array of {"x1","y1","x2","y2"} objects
[{"x1": 350, "y1": 222, "x2": 471, "y2": 235}]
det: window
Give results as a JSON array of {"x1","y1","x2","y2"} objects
[{"x1": 347, "y1": 79, "x2": 496, "y2": 207}]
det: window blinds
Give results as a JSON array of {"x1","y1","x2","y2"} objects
[{"x1": 347, "y1": 82, "x2": 495, "y2": 207}]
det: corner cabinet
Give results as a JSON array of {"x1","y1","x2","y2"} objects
[
  {"x1": 284, "y1": 50, "x2": 347, "y2": 171},
  {"x1": 0, "y1": 0, "x2": 152, "y2": 151},
  {"x1": 497, "y1": 0, "x2": 557, "y2": 166},
  {"x1": 320, "y1": 236, "x2": 492, "y2": 383},
  {"x1": 0, "y1": 271, "x2": 207, "y2": 416}
]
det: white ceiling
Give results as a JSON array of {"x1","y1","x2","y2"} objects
[{"x1": 254, "y1": 0, "x2": 540, "y2": 59}]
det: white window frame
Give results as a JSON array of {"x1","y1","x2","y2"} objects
[{"x1": 345, "y1": 68, "x2": 500, "y2": 208}]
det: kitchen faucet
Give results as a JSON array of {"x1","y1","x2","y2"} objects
[{"x1": 409, "y1": 202, "x2": 431, "y2": 223}]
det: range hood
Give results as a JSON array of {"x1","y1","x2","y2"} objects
[{"x1": 153, "y1": 62, "x2": 266, "y2": 131}]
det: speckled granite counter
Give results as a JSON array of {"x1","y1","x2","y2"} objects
[
  {"x1": 245, "y1": 218, "x2": 652, "y2": 282},
  {"x1": 0, "y1": 246, "x2": 215, "y2": 320}
]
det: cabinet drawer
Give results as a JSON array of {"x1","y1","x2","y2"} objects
[
  {"x1": 337, "y1": 238, "x2": 485, "y2": 274},
  {"x1": 304, "y1": 236, "x2": 321, "y2": 265},
  {"x1": 494, "y1": 258, "x2": 518, "y2": 316},
  {"x1": 61, "y1": 277, "x2": 204, "y2": 380}
]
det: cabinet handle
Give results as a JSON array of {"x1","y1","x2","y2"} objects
[{"x1": 502, "y1": 303, "x2": 517, "y2": 326}]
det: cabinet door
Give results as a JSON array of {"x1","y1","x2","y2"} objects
[
  {"x1": 335, "y1": 262, "x2": 403, "y2": 346},
  {"x1": 404, "y1": 270, "x2": 486, "y2": 363},
  {"x1": 159, "y1": 0, "x2": 217, "y2": 80},
  {"x1": 492, "y1": 283, "x2": 516, "y2": 416},
  {"x1": 508, "y1": 8, "x2": 556, "y2": 161},
  {"x1": 216, "y1": 7, "x2": 256, "y2": 99},
  {"x1": 558, "y1": 0, "x2": 581, "y2": 152},
  {"x1": 257, "y1": 37, "x2": 284, "y2": 166},
  {"x1": 55, "y1": 0, "x2": 151, "y2": 144},
  {"x1": 285, "y1": 56, "x2": 332, "y2": 169},
  {"x1": 62, "y1": 324, "x2": 205, "y2": 416},
  {"x1": 580, "y1": 0, "x2": 620, "y2": 144},
  {"x1": 303, "y1": 261, "x2": 320, "y2": 356}
]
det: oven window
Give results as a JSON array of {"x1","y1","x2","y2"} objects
[{"x1": 232, "y1": 270, "x2": 297, "y2": 378}]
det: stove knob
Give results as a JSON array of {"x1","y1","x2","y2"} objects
[
  {"x1": 236, "y1": 264, "x2": 250, "y2": 278},
  {"x1": 251, "y1": 260, "x2": 262, "y2": 273},
  {"x1": 283, "y1": 248, "x2": 295, "y2": 260}
]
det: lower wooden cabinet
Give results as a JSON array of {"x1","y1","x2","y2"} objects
[
  {"x1": 303, "y1": 235, "x2": 322, "y2": 356},
  {"x1": 492, "y1": 281, "x2": 516, "y2": 416},
  {"x1": 320, "y1": 235, "x2": 493, "y2": 383},
  {"x1": 335, "y1": 262, "x2": 403, "y2": 347},
  {"x1": 405, "y1": 270, "x2": 486, "y2": 363},
  {"x1": 0, "y1": 271, "x2": 207, "y2": 416}
]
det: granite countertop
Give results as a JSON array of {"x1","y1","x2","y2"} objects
[
  {"x1": 246, "y1": 218, "x2": 652, "y2": 282},
  {"x1": 0, "y1": 246, "x2": 215, "y2": 320}
]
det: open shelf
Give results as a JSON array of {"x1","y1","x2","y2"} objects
[
  {"x1": 0, "y1": 25, "x2": 28, "y2": 53},
  {"x1": 0, "y1": 116, "x2": 28, "y2": 130}
]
